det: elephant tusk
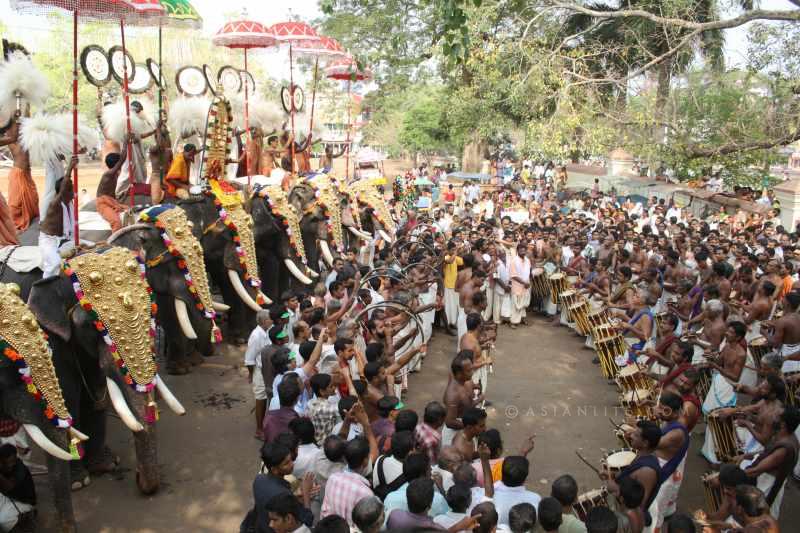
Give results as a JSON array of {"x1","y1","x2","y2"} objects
[
  {"x1": 174, "y1": 299, "x2": 198, "y2": 340},
  {"x1": 283, "y1": 259, "x2": 312, "y2": 285},
  {"x1": 23, "y1": 424, "x2": 74, "y2": 461},
  {"x1": 227, "y1": 270, "x2": 263, "y2": 312},
  {"x1": 258, "y1": 291, "x2": 273, "y2": 305},
  {"x1": 347, "y1": 226, "x2": 371, "y2": 241},
  {"x1": 106, "y1": 378, "x2": 144, "y2": 433},
  {"x1": 320, "y1": 240, "x2": 334, "y2": 267},
  {"x1": 212, "y1": 301, "x2": 230, "y2": 312},
  {"x1": 378, "y1": 229, "x2": 393, "y2": 243},
  {"x1": 69, "y1": 427, "x2": 89, "y2": 441},
  {"x1": 307, "y1": 267, "x2": 319, "y2": 278},
  {"x1": 155, "y1": 375, "x2": 186, "y2": 416}
]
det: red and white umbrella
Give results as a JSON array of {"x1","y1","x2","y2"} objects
[
  {"x1": 10, "y1": 0, "x2": 166, "y2": 242},
  {"x1": 291, "y1": 36, "x2": 347, "y2": 166},
  {"x1": 213, "y1": 15, "x2": 278, "y2": 187},
  {"x1": 269, "y1": 21, "x2": 320, "y2": 177},
  {"x1": 325, "y1": 56, "x2": 372, "y2": 179}
]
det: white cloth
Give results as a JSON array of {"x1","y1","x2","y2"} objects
[
  {"x1": 37, "y1": 233, "x2": 72, "y2": 277},
  {"x1": 244, "y1": 326, "x2": 270, "y2": 369},
  {"x1": 491, "y1": 482, "x2": 542, "y2": 525},
  {"x1": 701, "y1": 372, "x2": 738, "y2": 464},
  {"x1": 0, "y1": 493, "x2": 33, "y2": 532},
  {"x1": 781, "y1": 342, "x2": 800, "y2": 374},
  {"x1": 444, "y1": 287, "x2": 460, "y2": 326},
  {"x1": 41, "y1": 159, "x2": 65, "y2": 217},
  {"x1": 652, "y1": 454, "x2": 687, "y2": 529},
  {"x1": 251, "y1": 367, "x2": 267, "y2": 401},
  {"x1": 371, "y1": 454, "x2": 403, "y2": 487},
  {"x1": 293, "y1": 443, "x2": 320, "y2": 478}
]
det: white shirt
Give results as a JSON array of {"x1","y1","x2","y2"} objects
[
  {"x1": 244, "y1": 326, "x2": 270, "y2": 368},
  {"x1": 492, "y1": 482, "x2": 542, "y2": 525},
  {"x1": 269, "y1": 367, "x2": 309, "y2": 413},
  {"x1": 494, "y1": 260, "x2": 510, "y2": 295},
  {"x1": 293, "y1": 443, "x2": 320, "y2": 478},
  {"x1": 433, "y1": 511, "x2": 468, "y2": 531},
  {"x1": 332, "y1": 420, "x2": 363, "y2": 440},
  {"x1": 371, "y1": 454, "x2": 404, "y2": 487},
  {"x1": 666, "y1": 207, "x2": 682, "y2": 222}
]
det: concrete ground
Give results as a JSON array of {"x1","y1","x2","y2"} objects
[{"x1": 31, "y1": 311, "x2": 798, "y2": 531}]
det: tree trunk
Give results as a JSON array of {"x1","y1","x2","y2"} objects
[
  {"x1": 655, "y1": 57, "x2": 673, "y2": 145},
  {"x1": 462, "y1": 133, "x2": 487, "y2": 173}
]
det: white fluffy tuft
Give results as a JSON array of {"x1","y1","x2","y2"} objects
[
  {"x1": 230, "y1": 95, "x2": 285, "y2": 133},
  {"x1": 100, "y1": 98, "x2": 155, "y2": 144},
  {"x1": 168, "y1": 96, "x2": 210, "y2": 139},
  {"x1": 19, "y1": 113, "x2": 100, "y2": 164},
  {"x1": 0, "y1": 56, "x2": 50, "y2": 112}
]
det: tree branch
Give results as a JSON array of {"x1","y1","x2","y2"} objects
[
  {"x1": 685, "y1": 129, "x2": 800, "y2": 158},
  {"x1": 549, "y1": 3, "x2": 800, "y2": 31}
]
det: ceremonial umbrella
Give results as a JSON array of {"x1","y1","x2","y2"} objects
[
  {"x1": 292, "y1": 36, "x2": 346, "y2": 157},
  {"x1": 268, "y1": 21, "x2": 320, "y2": 175},
  {"x1": 155, "y1": 0, "x2": 202, "y2": 117},
  {"x1": 324, "y1": 56, "x2": 372, "y2": 179},
  {"x1": 213, "y1": 15, "x2": 278, "y2": 187},
  {"x1": 9, "y1": 0, "x2": 165, "y2": 244}
]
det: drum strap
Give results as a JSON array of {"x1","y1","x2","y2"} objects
[{"x1": 660, "y1": 421, "x2": 689, "y2": 482}]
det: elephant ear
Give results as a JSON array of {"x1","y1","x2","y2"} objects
[
  {"x1": 28, "y1": 276, "x2": 73, "y2": 342},
  {"x1": 107, "y1": 223, "x2": 156, "y2": 252}
]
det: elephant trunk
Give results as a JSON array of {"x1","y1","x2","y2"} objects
[
  {"x1": 174, "y1": 298, "x2": 199, "y2": 340},
  {"x1": 227, "y1": 269, "x2": 265, "y2": 312},
  {"x1": 126, "y1": 388, "x2": 160, "y2": 495}
]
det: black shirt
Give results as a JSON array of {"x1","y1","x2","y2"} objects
[{"x1": 1, "y1": 460, "x2": 36, "y2": 506}]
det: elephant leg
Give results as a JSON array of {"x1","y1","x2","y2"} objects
[
  {"x1": 79, "y1": 386, "x2": 118, "y2": 476},
  {"x1": 45, "y1": 447, "x2": 77, "y2": 532}
]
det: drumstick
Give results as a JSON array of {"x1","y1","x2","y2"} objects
[
  {"x1": 574, "y1": 450, "x2": 601, "y2": 476},
  {"x1": 609, "y1": 417, "x2": 623, "y2": 430}
]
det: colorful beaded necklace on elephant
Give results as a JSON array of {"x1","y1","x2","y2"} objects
[
  {"x1": 350, "y1": 179, "x2": 396, "y2": 233},
  {"x1": 309, "y1": 174, "x2": 345, "y2": 253},
  {"x1": 62, "y1": 248, "x2": 161, "y2": 423},
  {"x1": 205, "y1": 190, "x2": 265, "y2": 305},
  {"x1": 0, "y1": 283, "x2": 83, "y2": 458},
  {"x1": 259, "y1": 184, "x2": 308, "y2": 267},
  {"x1": 139, "y1": 205, "x2": 222, "y2": 344}
]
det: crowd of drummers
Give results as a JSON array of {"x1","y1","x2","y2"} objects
[{"x1": 427, "y1": 181, "x2": 800, "y2": 532}]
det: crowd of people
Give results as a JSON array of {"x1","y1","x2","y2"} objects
[{"x1": 238, "y1": 169, "x2": 799, "y2": 533}]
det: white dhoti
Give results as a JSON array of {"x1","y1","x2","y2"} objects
[
  {"x1": 483, "y1": 285, "x2": 494, "y2": 322},
  {"x1": 457, "y1": 307, "x2": 467, "y2": 351},
  {"x1": 472, "y1": 349, "x2": 490, "y2": 396},
  {"x1": 510, "y1": 291, "x2": 531, "y2": 325},
  {"x1": 545, "y1": 297, "x2": 558, "y2": 316},
  {"x1": 780, "y1": 342, "x2": 800, "y2": 374},
  {"x1": 442, "y1": 424, "x2": 459, "y2": 447},
  {"x1": 444, "y1": 287, "x2": 459, "y2": 326},
  {"x1": 651, "y1": 454, "x2": 687, "y2": 530},
  {"x1": 492, "y1": 289, "x2": 510, "y2": 324},
  {"x1": 701, "y1": 372, "x2": 738, "y2": 464}
]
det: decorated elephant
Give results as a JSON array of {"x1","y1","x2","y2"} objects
[
  {"x1": 175, "y1": 191, "x2": 270, "y2": 344},
  {"x1": 0, "y1": 282, "x2": 87, "y2": 533},
  {"x1": 350, "y1": 179, "x2": 396, "y2": 244},
  {"x1": 28, "y1": 246, "x2": 186, "y2": 496},
  {"x1": 108, "y1": 205, "x2": 230, "y2": 375}
]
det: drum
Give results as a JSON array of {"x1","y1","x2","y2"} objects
[
  {"x1": 748, "y1": 337, "x2": 770, "y2": 369},
  {"x1": 696, "y1": 366, "x2": 713, "y2": 402},
  {"x1": 614, "y1": 423, "x2": 636, "y2": 448},
  {"x1": 603, "y1": 448, "x2": 636, "y2": 475},
  {"x1": 594, "y1": 329, "x2": 624, "y2": 379},
  {"x1": 616, "y1": 363, "x2": 654, "y2": 394},
  {"x1": 569, "y1": 301, "x2": 591, "y2": 336},
  {"x1": 560, "y1": 289, "x2": 579, "y2": 309},
  {"x1": 620, "y1": 388, "x2": 655, "y2": 419},
  {"x1": 567, "y1": 275, "x2": 579, "y2": 287},
  {"x1": 531, "y1": 267, "x2": 547, "y2": 299},
  {"x1": 549, "y1": 273, "x2": 567, "y2": 305},
  {"x1": 587, "y1": 309, "x2": 609, "y2": 332},
  {"x1": 572, "y1": 488, "x2": 610, "y2": 522},
  {"x1": 707, "y1": 409, "x2": 742, "y2": 463},
  {"x1": 701, "y1": 472, "x2": 722, "y2": 514},
  {"x1": 785, "y1": 372, "x2": 800, "y2": 407}
]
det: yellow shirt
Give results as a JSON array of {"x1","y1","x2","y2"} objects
[{"x1": 443, "y1": 255, "x2": 463, "y2": 289}]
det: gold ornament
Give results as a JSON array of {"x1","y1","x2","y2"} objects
[
  {"x1": 350, "y1": 179, "x2": 396, "y2": 232},
  {"x1": 0, "y1": 283, "x2": 72, "y2": 422},
  {"x1": 69, "y1": 248, "x2": 156, "y2": 387},
  {"x1": 261, "y1": 185, "x2": 307, "y2": 265},
  {"x1": 226, "y1": 203, "x2": 262, "y2": 281},
  {"x1": 155, "y1": 207, "x2": 216, "y2": 317},
  {"x1": 309, "y1": 175, "x2": 345, "y2": 251}
]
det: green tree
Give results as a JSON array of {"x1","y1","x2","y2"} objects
[{"x1": 398, "y1": 87, "x2": 452, "y2": 164}]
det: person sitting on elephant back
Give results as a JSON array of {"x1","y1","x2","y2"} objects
[
  {"x1": 95, "y1": 150, "x2": 129, "y2": 233},
  {"x1": 38, "y1": 161, "x2": 77, "y2": 277},
  {"x1": 164, "y1": 144, "x2": 197, "y2": 200},
  {"x1": 0, "y1": 443, "x2": 36, "y2": 533}
]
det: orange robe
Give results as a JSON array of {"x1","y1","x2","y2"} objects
[
  {"x1": 96, "y1": 195, "x2": 126, "y2": 232},
  {"x1": 7, "y1": 167, "x2": 39, "y2": 231},
  {"x1": 164, "y1": 153, "x2": 190, "y2": 199},
  {"x1": 0, "y1": 192, "x2": 19, "y2": 245}
]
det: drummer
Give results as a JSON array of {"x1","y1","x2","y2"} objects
[
  {"x1": 613, "y1": 291, "x2": 657, "y2": 367},
  {"x1": 699, "y1": 464, "x2": 750, "y2": 528},
  {"x1": 639, "y1": 314, "x2": 683, "y2": 378},
  {"x1": 651, "y1": 392, "x2": 690, "y2": 528},
  {"x1": 601, "y1": 420, "x2": 662, "y2": 528},
  {"x1": 762, "y1": 290, "x2": 800, "y2": 374}
]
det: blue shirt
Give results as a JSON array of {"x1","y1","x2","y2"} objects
[{"x1": 383, "y1": 481, "x2": 450, "y2": 525}]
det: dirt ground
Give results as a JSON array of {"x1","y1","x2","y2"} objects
[{"x1": 30, "y1": 311, "x2": 799, "y2": 532}]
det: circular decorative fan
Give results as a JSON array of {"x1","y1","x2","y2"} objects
[
  {"x1": 175, "y1": 66, "x2": 208, "y2": 96},
  {"x1": 292, "y1": 86, "x2": 304, "y2": 112},
  {"x1": 146, "y1": 58, "x2": 166, "y2": 89},
  {"x1": 240, "y1": 70, "x2": 256, "y2": 93},
  {"x1": 281, "y1": 86, "x2": 292, "y2": 114},
  {"x1": 108, "y1": 45, "x2": 136, "y2": 85},
  {"x1": 80, "y1": 45, "x2": 111, "y2": 87},
  {"x1": 218, "y1": 66, "x2": 242, "y2": 94},
  {"x1": 202, "y1": 64, "x2": 217, "y2": 96},
  {"x1": 128, "y1": 63, "x2": 154, "y2": 94}
]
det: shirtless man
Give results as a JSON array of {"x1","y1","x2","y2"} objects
[
  {"x1": 259, "y1": 134, "x2": 283, "y2": 175},
  {"x1": 95, "y1": 150, "x2": 129, "y2": 232},
  {"x1": 442, "y1": 353, "x2": 483, "y2": 446},
  {"x1": 686, "y1": 299, "x2": 727, "y2": 363},
  {"x1": 723, "y1": 375, "x2": 787, "y2": 457},
  {"x1": 0, "y1": 110, "x2": 38, "y2": 232},
  {"x1": 738, "y1": 281, "x2": 775, "y2": 339},
  {"x1": 731, "y1": 485, "x2": 780, "y2": 533},
  {"x1": 148, "y1": 111, "x2": 172, "y2": 204},
  {"x1": 362, "y1": 345, "x2": 425, "y2": 420},
  {"x1": 652, "y1": 393, "x2": 690, "y2": 525},
  {"x1": 451, "y1": 406, "x2": 487, "y2": 461},
  {"x1": 763, "y1": 290, "x2": 800, "y2": 373},
  {"x1": 709, "y1": 262, "x2": 733, "y2": 302},
  {"x1": 457, "y1": 270, "x2": 487, "y2": 348}
]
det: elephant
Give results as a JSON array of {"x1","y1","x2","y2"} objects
[
  {"x1": 0, "y1": 283, "x2": 85, "y2": 533},
  {"x1": 28, "y1": 246, "x2": 186, "y2": 497},
  {"x1": 175, "y1": 194, "x2": 269, "y2": 344},
  {"x1": 107, "y1": 217, "x2": 228, "y2": 375}
]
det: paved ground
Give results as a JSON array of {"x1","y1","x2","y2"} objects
[{"x1": 31, "y1": 309, "x2": 798, "y2": 531}]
